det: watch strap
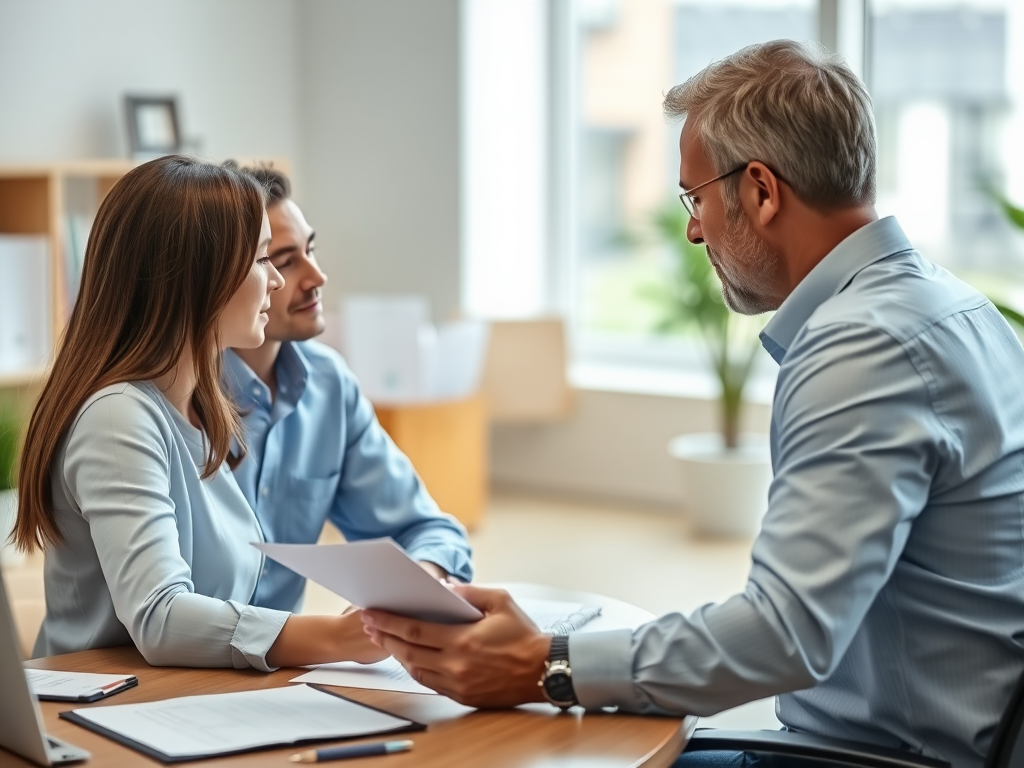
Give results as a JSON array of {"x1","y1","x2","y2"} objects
[
  {"x1": 549, "y1": 634, "x2": 570, "y2": 664},
  {"x1": 541, "y1": 635, "x2": 577, "y2": 709}
]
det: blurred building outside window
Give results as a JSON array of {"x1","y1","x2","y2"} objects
[{"x1": 564, "y1": 0, "x2": 1024, "y2": 395}]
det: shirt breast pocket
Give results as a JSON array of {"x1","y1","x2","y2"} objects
[{"x1": 281, "y1": 472, "x2": 341, "y2": 543}]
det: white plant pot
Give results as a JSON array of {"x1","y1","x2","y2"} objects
[
  {"x1": 0, "y1": 488, "x2": 24, "y2": 566},
  {"x1": 667, "y1": 433, "x2": 772, "y2": 538}
]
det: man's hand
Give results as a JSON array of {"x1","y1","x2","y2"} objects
[{"x1": 361, "y1": 585, "x2": 551, "y2": 708}]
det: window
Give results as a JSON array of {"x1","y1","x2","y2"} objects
[
  {"x1": 558, "y1": 0, "x2": 1024, "y2": 375},
  {"x1": 869, "y1": 0, "x2": 1024, "y2": 277},
  {"x1": 570, "y1": 0, "x2": 817, "y2": 371}
]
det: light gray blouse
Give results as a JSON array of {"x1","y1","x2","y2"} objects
[{"x1": 34, "y1": 381, "x2": 290, "y2": 670}]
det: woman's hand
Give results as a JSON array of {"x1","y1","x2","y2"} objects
[
  {"x1": 337, "y1": 610, "x2": 391, "y2": 664},
  {"x1": 267, "y1": 612, "x2": 391, "y2": 668}
]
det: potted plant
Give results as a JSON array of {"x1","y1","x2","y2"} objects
[
  {"x1": 641, "y1": 203, "x2": 772, "y2": 537},
  {"x1": 0, "y1": 405, "x2": 23, "y2": 566}
]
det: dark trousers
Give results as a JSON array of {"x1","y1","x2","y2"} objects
[{"x1": 674, "y1": 749, "x2": 826, "y2": 767}]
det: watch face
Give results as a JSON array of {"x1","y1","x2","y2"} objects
[{"x1": 544, "y1": 670, "x2": 576, "y2": 707}]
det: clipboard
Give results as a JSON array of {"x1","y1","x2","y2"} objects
[
  {"x1": 59, "y1": 684, "x2": 426, "y2": 764},
  {"x1": 36, "y1": 675, "x2": 138, "y2": 703}
]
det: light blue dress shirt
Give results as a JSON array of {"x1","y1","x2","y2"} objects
[
  {"x1": 222, "y1": 340, "x2": 473, "y2": 613},
  {"x1": 36, "y1": 382, "x2": 290, "y2": 670},
  {"x1": 569, "y1": 217, "x2": 1024, "y2": 768}
]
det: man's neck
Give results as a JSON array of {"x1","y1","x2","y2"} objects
[
  {"x1": 232, "y1": 340, "x2": 283, "y2": 399},
  {"x1": 783, "y1": 206, "x2": 878, "y2": 292}
]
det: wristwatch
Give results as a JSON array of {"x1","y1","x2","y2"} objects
[{"x1": 538, "y1": 635, "x2": 577, "y2": 709}]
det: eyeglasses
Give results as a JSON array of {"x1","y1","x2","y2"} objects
[
  {"x1": 678, "y1": 164, "x2": 748, "y2": 219},
  {"x1": 678, "y1": 162, "x2": 789, "y2": 220}
]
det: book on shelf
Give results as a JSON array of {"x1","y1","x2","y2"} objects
[
  {"x1": 64, "y1": 213, "x2": 93, "y2": 311},
  {"x1": 0, "y1": 234, "x2": 51, "y2": 375}
]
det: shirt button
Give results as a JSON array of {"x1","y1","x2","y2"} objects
[
  {"x1": 252, "y1": 386, "x2": 261, "y2": 398},
  {"x1": 261, "y1": 567, "x2": 268, "y2": 577},
  {"x1": 260, "y1": 486, "x2": 270, "y2": 497}
]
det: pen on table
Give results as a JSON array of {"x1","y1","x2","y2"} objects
[
  {"x1": 289, "y1": 740, "x2": 414, "y2": 763},
  {"x1": 99, "y1": 677, "x2": 133, "y2": 692}
]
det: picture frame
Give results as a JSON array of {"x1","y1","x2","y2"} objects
[{"x1": 124, "y1": 95, "x2": 181, "y2": 157}]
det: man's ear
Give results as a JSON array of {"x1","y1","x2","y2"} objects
[{"x1": 745, "y1": 162, "x2": 782, "y2": 227}]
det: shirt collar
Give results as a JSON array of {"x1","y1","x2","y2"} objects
[
  {"x1": 759, "y1": 216, "x2": 913, "y2": 364},
  {"x1": 222, "y1": 342, "x2": 309, "y2": 407}
]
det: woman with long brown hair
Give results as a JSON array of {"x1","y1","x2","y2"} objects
[{"x1": 15, "y1": 156, "x2": 386, "y2": 669}]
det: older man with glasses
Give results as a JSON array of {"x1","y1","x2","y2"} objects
[{"x1": 360, "y1": 39, "x2": 1024, "y2": 768}]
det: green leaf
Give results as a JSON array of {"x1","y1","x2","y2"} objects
[
  {"x1": 993, "y1": 301, "x2": 1024, "y2": 330},
  {"x1": 632, "y1": 198, "x2": 768, "y2": 436},
  {"x1": 0, "y1": 409, "x2": 19, "y2": 491},
  {"x1": 1001, "y1": 200, "x2": 1024, "y2": 231},
  {"x1": 979, "y1": 180, "x2": 1024, "y2": 232}
]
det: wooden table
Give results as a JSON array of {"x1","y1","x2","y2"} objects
[{"x1": 12, "y1": 585, "x2": 693, "y2": 767}]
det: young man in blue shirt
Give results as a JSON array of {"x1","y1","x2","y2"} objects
[{"x1": 224, "y1": 167, "x2": 473, "y2": 613}]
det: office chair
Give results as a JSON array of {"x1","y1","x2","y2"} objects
[{"x1": 684, "y1": 668, "x2": 1024, "y2": 768}]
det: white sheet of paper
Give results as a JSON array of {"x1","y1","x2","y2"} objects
[
  {"x1": 288, "y1": 598, "x2": 603, "y2": 695},
  {"x1": 26, "y1": 669, "x2": 133, "y2": 698},
  {"x1": 291, "y1": 657, "x2": 435, "y2": 695},
  {"x1": 253, "y1": 539, "x2": 483, "y2": 623},
  {"x1": 68, "y1": 684, "x2": 414, "y2": 759}
]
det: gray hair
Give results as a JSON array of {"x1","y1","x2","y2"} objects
[{"x1": 664, "y1": 39, "x2": 876, "y2": 211}]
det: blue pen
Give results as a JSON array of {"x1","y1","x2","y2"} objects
[{"x1": 289, "y1": 740, "x2": 414, "y2": 763}]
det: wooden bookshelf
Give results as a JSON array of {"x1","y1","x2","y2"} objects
[
  {"x1": 0, "y1": 158, "x2": 290, "y2": 390},
  {"x1": 0, "y1": 160, "x2": 134, "y2": 388}
]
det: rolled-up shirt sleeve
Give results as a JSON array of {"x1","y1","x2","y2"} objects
[
  {"x1": 63, "y1": 393, "x2": 290, "y2": 670},
  {"x1": 570, "y1": 322, "x2": 935, "y2": 716}
]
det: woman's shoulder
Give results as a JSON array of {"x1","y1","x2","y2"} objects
[{"x1": 71, "y1": 381, "x2": 173, "y2": 437}]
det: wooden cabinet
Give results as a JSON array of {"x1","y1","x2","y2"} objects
[{"x1": 374, "y1": 394, "x2": 488, "y2": 530}]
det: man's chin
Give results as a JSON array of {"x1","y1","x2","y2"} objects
[
  {"x1": 264, "y1": 318, "x2": 327, "y2": 344},
  {"x1": 720, "y1": 284, "x2": 775, "y2": 316}
]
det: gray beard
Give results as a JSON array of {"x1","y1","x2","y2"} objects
[{"x1": 708, "y1": 211, "x2": 782, "y2": 316}]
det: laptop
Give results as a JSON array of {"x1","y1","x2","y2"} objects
[{"x1": 0, "y1": 569, "x2": 90, "y2": 765}]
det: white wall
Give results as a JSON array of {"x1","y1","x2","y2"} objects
[
  {"x1": 296, "y1": 0, "x2": 463, "y2": 321},
  {"x1": 0, "y1": 0, "x2": 464, "y2": 321},
  {"x1": 492, "y1": 390, "x2": 771, "y2": 508},
  {"x1": 0, "y1": 0, "x2": 299, "y2": 164}
]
